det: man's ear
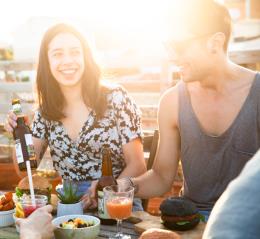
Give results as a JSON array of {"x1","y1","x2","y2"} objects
[{"x1": 207, "y1": 32, "x2": 226, "y2": 53}]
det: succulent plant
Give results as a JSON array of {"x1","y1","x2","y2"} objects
[{"x1": 56, "y1": 181, "x2": 83, "y2": 204}]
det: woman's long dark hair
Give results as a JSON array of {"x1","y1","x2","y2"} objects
[{"x1": 36, "y1": 23, "x2": 107, "y2": 121}]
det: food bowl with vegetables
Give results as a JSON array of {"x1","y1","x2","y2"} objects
[{"x1": 52, "y1": 214, "x2": 100, "y2": 239}]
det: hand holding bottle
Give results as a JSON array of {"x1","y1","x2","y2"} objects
[
  {"x1": 5, "y1": 110, "x2": 29, "y2": 133},
  {"x1": 6, "y1": 99, "x2": 37, "y2": 171},
  {"x1": 5, "y1": 110, "x2": 18, "y2": 132}
]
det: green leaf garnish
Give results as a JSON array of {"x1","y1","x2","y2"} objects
[{"x1": 15, "y1": 187, "x2": 23, "y2": 197}]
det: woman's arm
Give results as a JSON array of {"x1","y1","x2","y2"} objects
[
  {"x1": 81, "y1": 138, "x2": 146, "y2": 209},
  {"x1": 111, "y1": 87, "x2": 146, "y2": 178},
  {"x1": 118, "y1": 138, "x2": 146, "y2": 179}
]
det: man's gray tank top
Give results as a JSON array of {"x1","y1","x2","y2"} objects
[{"x1": 178, "y1": 73, "x2": 260, "y2": 211}]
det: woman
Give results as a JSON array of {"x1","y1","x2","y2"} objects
[{"x1": 5, "y1": 23, "x2": 146, "y2": 209}]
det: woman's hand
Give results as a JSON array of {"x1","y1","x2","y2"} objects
[
  {"x1": 80, "y1": 180, "x2": 98, "y2": 210},
  {"x1": 4, "y1": 110, "x2": 17, "y2": 133},
  {"x1": 4, "y1": 110, "x2": 29, "y2": 132}
]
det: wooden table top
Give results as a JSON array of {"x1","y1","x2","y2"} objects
[
  {"x1": 0, "y1": 221, "x2": 140, "y2": 239},
  {"x1": 0, "y1": 211, "x2": 206, "y2": 239}
]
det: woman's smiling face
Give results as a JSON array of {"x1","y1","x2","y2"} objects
[{"x1": 48, "y1": 32, "x2": 85, "y2": 87}]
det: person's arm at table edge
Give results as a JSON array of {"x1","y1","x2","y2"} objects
[
  {"x1": 131, "y1": 87, "x2": 181, "y2": 198},
  {"x1": 118, "y1": 138, "x2": 147, "y2": 179}
]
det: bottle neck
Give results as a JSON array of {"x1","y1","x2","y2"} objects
[
  {"x1": 12, "y1": 102, "x2": 22, "y2": 115},
  {"x1": 101, "y1": 154, "x2": 113, "y2": 177},
  {"x1": 17, "y1": 116, "x2": 26, "y2": 126}
]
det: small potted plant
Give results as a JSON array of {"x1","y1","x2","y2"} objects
[{"x1": 56, "y1": 181, "x2": 84, "y2": 217}]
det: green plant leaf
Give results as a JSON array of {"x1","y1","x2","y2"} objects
[{"x1": 56, "y1": 181, "x2": 83, "y2": 204}]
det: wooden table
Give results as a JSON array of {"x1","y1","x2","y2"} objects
[
  {"x1": 133, "y1": 211, "x2": 206, "y2": 239},
  {"x1": 0, "y1": 211, "x2": 206, "y2": 239},
  {"x1": 0, "y1": 220, "x2": 140, "y2": 239}
]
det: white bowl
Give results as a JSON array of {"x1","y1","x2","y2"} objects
[
  {"x1": 52, "y1": 214, "x2": 100, "y2": 239},
  {"x1": 12, "y1": 213, "x2": 20, "y2": 233},
  {"x1": 57, "y1": 201, "x2": 83, "y2": 217},
  {"x1": 0, "y1": 209, "x2": 15, "y2": 227}
]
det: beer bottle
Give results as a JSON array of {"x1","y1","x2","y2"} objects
[
  {"x1": 12, "y1": 99, "x2": 37, "y2": 171},
  {"x1": 96, "y1": 148, "x2": 117, "y2": 225}
]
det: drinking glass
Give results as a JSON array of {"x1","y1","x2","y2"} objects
[
  {"x1": 104, "y1": 185, "x2": 134, "y2": 239},
  {"x1": 20, "y1": 195, "x2": 48, "y2": 217}
]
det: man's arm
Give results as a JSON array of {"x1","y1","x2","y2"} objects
[{"x1": 132, "y1": 87, "x2": 181, "y2": 198}]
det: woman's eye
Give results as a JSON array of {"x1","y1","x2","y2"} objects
[
  {"x1": 53, "y1": 52, "x2": 63, "y2": 58},
  {"x1": 71, "y1": 50, "x2": 81, "y2": 56}
]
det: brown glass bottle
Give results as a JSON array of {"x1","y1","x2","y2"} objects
[
  {"x1": 12, "y1": 99, "x2": 37, "y2": 171},
  {"x1": 96, "y1": 148, "x2": 117, "y2": 225}
]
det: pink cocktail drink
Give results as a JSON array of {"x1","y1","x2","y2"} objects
[
  {"x1": 20, "y1": 195, "x2": 48, "y2": 217},
  {"x1": 23, "y1": 205, "x2": 41, "y2": 217}
]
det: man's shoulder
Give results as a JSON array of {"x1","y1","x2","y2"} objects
[
  {"x1": 158, "y1": 83, "x2": 181, "y2": 126},
  {"x1": 161, "y1": 82, "x2": 180, "y2": 102},
  {"x1": 159, "y1": 81, "x2": 183, "y2": 110}
]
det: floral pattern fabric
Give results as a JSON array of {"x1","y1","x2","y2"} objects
[{"x1": 32, "y1": 86, "x2": 142, "y2": 181}]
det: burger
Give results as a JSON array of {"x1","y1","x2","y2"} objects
[
  {"x1": 15, "y1": 174, "x2": 52, "y2": 203},
  {"x1": 159, "y1": 196, "x2": 200, "y2": 231}
]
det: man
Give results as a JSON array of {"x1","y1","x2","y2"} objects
[
  {"x1": 203, "y1": 149, "x2": 260, "y2": 239},
  {"x1": 122, "y1": 0, "x2": 260, "y2": 220},
  {"x1": 17, "y1": 205, "x2": 54, "y2": 239}
]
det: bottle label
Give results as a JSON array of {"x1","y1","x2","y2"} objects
[
  {"x1": 98, "y1": 190, "x2": 110, "y2": 219},
  {"x1": 24, "y1": 134, "x2": 36, "y2": 160},
  {"x1": 12, "y1": 103, "x2": 22, "y2": 115},
  {"x1": 15, "y1": 139, "x2": 24, "y2": 163}
]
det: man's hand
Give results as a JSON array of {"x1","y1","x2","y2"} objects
[
  {"x1": 117, "y1": 178, "x2": 132, "y2": 191},
  {"x1": 18, "y1": 205, "x2": 54, "y2": 239}
]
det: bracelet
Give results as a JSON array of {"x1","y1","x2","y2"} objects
[{"x1": 126, "y1": 177, "x2": 139, "y2": 194}]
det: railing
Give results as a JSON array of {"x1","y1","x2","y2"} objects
[{"x1": 0, "y1": 60, "x2": 35, "y2": 71}]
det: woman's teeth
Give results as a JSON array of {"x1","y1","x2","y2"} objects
[{"x1": 61, "y1": 69, "x2": 76, "y2": 74}]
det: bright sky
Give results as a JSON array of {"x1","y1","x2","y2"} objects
[
  {"x1": 0, "y1": 0, "x2": 228, "y2": 66},
  {"x1": 0, "y1": 0, "x2": 171, "y2": 44},
  {"x1": 0, "y1": 0, "x2": 229, "y2": 44}
]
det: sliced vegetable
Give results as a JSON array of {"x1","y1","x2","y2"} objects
[
  {"x1": 176, "y1": 221, "x2": 190, "y2": 225},
  {"x1": 60, "y1": 218, "x2": 95, "y2": 229}
]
